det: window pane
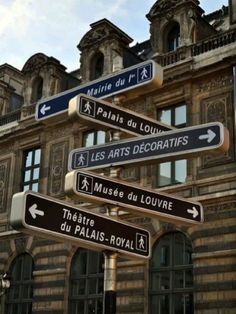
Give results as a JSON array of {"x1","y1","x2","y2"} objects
[
  {"x1": 159, "y1": 109, "x2": 171, "y2": 125},
  {"x1": 175, "y1": 105, "x2": 186, "y2": 126},
  {"x1": 84, "y1": 132, "x2": 95, "y2": 147},
  {"x1": 174, "y1": 270, "x2": 184, "y2": 288},
  {"x1": 174, "y1": 233, "x2": 184, "y2": 265},
  {"x1": 97, "y1": 130, "x2": 106, "y2": 145},
  {"x1": 33, "y1": 168, "x2": 40, "y2": 180},
  {"x1": 173, "y1": 294, "x2": 183, "y2": 314},
  {"x1": 175, "y1": 160, "x2": 187, "y2": 183},
  {"x1": 159, "y1": 162, "x2": 171, "y2": 186},
  {"x1": 23, "y1": 185, "x2": 30, "y2": 191},
  {"x1": 24, "y1": 170, "x2": 31, "y2": 182},
  {"x1": 32, "y1": 183, "x2": 38, "y2": 192},
  {"x1": 25, "y1": 151, "x2": 33, "y2": 167},
  {"x1": 34, "y1": 149, "x2": 41, "y2": 164}
]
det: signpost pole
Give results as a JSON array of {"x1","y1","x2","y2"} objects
[{"x1": 103, "y1": 122, "x2": 122, "y2": 314}]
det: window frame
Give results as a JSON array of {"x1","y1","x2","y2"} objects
[
  {"x1": 68, "y1": 249, "x2": 104, "y2": 314},
  {"x1": 21, "y1": 147, "x2": 41, "y2": 192},
  {"x1": 82, "y1": 129, "x2": 106, "y2": 147},
  {"x1": 149, "y1": 232, "x2": 194, "y2": 314},
  {"x1": 5, "y1": 253, "x2": 34, "y2": 314},
  {"x1": 156, "y1": 103, "x2": 187, "y2": 187}
]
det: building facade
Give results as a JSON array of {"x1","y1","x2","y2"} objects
[{"x1": 0, "y1": 0, "x2": 236, "y2": 313}]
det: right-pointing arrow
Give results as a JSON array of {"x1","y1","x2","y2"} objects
[
  {"x1": 29, "y1": 203, "x2": 45, "y2": 219},
  {"x1": 198, "y1": 129, "x2": 216, "y2": 143},
  {"x1": 187, "y1": 207, "x2": 199, "y2": 219}
]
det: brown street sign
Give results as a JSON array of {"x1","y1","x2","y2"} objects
[
  {"x1": 10, "y1": 191, "x2": 151, "y2": 259},
  {"x1": 68, "y1": 94, "x2": 173, "y2": 136},
  {"x1": 68, "y1": 122, "x2": 229, "y2": 171},
  {"x1": 65, "y1": 170, "x2": 204, "y2": 226}
]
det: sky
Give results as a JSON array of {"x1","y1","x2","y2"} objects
[{"x1": 0, "y1": 0, "x2": 229, "y2": 72}]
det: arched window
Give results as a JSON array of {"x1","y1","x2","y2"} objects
[
  {"x1": 90, "y1": 52, "x2": 104, "y2": 80},
  {"x1": 149, "y1": 232, "x2": 194, "y2": 314},
  {"x1": 5, "y1": 253, "x2": 34, "y2": 314},
  {"x1": 68, "y1": 249, "x2": 104, "y2": 314},
  {"x1": 31, "y1": 76, "x2": 43, "y2": 103},
  {"x1": 166, "y1": 23, "x2": 180, "y2": 52}
]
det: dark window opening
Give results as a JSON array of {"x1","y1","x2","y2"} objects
[
  {"x1": 90, "y1": 53, "x2": 104, "y2": 80},
  {"x1": 166, "y1": 23, "x2": 180, "y2": 52},
  {"x1": 68, "y1": 249, "x2": 104, "y2": 314},
  {"x1": 150, "y1": 232, "x2": 194, "y2": 314},
  {"x1": 5, "y1": 253, "x2": 34, "y2": 314}
]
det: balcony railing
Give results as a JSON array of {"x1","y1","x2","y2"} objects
[
  {"x1": 155, "y1": 28, "x2": 236, "y2": 67},
  {"x1": 0, "y1": 110, "x2": 21, "y2": 127}
]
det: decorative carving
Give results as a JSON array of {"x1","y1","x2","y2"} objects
[
  {"x1": 48, "y1": 141, "x2": 68, "y2": 196},
  {"x1": 22, "y1": 54, "x2": 47, "y2": 73},
  {"x1": 197, "y1": 75, "x2": 233, "y2": 93},
  {"x1": 201, "y1": 93, "x2": 233, "y2": 166},
  {"x1": 15, "y1": 236, "x2": 28, "y2": 253},
  {"x1": 80, "y1": 27, "x2": 110, "y2": 49},
  {"x1": 0, "y1": 158, "x2": 11, "y2": 213}
]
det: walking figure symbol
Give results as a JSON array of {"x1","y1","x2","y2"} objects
[
  {"x1": 81, "y1": 176, "x2": 90, "y2": 191},
  {"x1": 78, "y1": 154, "x2": 86, "y2": 166},
  {"x1": 140, "y1": 67, "x2": 148, "y2": 80},
  {"x1": 84, "y1": 101, "x2": 92, "y2": 115},
  {"x1": 78, "y1": 174, "x2": 93, "y2": 194},
  {"x1": 136, "y1": 233, "x2": 148, "y2": 252}
]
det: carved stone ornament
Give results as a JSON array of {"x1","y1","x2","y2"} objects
[
  {"x1": 48, "y1": 141, "x2": 68, "y2": 196},
  {"x1": 147, "y1": 0, "x2": 199, "y2": 19},
  {"x1": 22, "y1": 53, "x2": 48, "y2": 73},
  {"x1": 79, "y1": 27, "x2": 110, "y2": 49}
]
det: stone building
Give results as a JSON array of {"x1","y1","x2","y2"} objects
[{"x1": 0, "y1": 0, "x2": 236, "y2": 313}]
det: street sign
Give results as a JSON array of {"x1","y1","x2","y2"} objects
[
  {"x1": 68, "y1": 122, "x2": 229, "y2": 171},
  {"x1": 10, "y1": 191, "x2": 151, "y2": 259},
  {"x1": 65, "y1": 170, "x2": 204, "y2": 225},
  {"x1": 68, "y1": 94, "x2": 173, "y2": 136},
  {"x1": 36, "y1": 60, "x2": 163, "y2": 122}
]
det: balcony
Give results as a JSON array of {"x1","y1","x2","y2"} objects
[
  {"x1": 154, "y1": 28, "x2": 236, "y2": 67},
  {"x1": 0, "y1": 110, "x2": 21, "y2": 127}
]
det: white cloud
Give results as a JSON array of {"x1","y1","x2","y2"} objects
[{"x1": 0, "y1": 0, "x2": 230, "y2": 71}]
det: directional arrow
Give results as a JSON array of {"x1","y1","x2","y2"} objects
[
  {"x1": 68, "y1": 122, "x2": 229, "y2": 171},
  {"x1": 187, "y1": 207, "x2": 199, "y2": 219},
  {"x1": 40, "y1": 104, "x2": 51, "y2": 115},
  {"x1": 10, "y1": 191, "x2": 151, "y2": 259},
  {"x1": 28, "y1": 203, "x2": 44, "y2": 219},
  {"x1": 198, "y1": 129, "x2": 216, "y2": 143},
  {"x1": 65, "y1": 170, "x2": 204, "y2": 225}
]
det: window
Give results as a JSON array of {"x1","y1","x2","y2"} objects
[
  {"x1": 149, "y1": 232, "x2": 194, "y2": 314},
  {"x1": 31, "y1": 76, "x2": 43, "y2": 103},
  {"x1": 22, "y1": 147, "x2": 41, "y2": 192},
  {"x1": 157, "y1": 104, "x2": 187, "y2": 187},
  {"x1": 90, "y1": 52, "x2": 104, "y2": 80},
  {"x1": 83, "y1": 130, "x2": 106, "y2": 147},
  {"x1": 68, "y1": 249, "x2": 104, "y2": 314},
  {"x1": 166, "y1": 22, "x2": 180, "y2": 52},
  {"x1": 5, "y1": 253, "x2": 34, "y2": 314}
]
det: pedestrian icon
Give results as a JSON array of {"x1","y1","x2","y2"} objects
[
  {"x1": 73, "y1": 151, "x2": 89, "y2": 169},
  {"x1": 80, "y1": 98, "x2": 96, "y2": 117},
  {"x1": 77, "y1": 174, "x2": 93, "y2": 194},
  {"x1": 137, "y1": 64, "x2": 151, "y2": 83},
  {"x1": 136, "y1": 233, "x2": 148, "y2": 252}
]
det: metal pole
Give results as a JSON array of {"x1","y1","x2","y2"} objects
[{"x1": 103, "y1": 119, "x2": 121, "y2": 314}]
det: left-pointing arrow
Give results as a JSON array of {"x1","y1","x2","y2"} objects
[
  {"x1": 29, "y1": 203, "x2": 44, "y2": 219},
  {"x1": 40, "y1": 104, "x2": 51, "y2": 115}
]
